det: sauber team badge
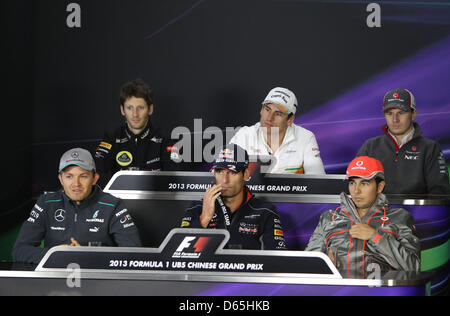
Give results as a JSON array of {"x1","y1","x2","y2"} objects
[{"x1": 116, "y1": 151, "x2": 133, "y2": 167}]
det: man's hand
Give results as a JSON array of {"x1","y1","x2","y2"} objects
[
  {"x1": 327, "y1": 248, "x2": 341, "y2": 269},
  {"x1": 69, "y1": 238, "x2": 81, "y2": 246},
  {"x1": 349, "y1": 223, "x2": 376, "y2": 241},
  {"x1": 200, "y1": 185, "x2": 223, "y2": 228},
  {"x1": 58, "y1": 238, "x2": 81, "y2": 247}
]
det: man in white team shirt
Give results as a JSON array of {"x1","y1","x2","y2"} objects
[{"x1": 230, "y1": 87, "x2": 325, "y2": 174}]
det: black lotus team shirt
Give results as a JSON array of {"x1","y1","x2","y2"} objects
[
  {"x1": 181, "y1": 187, "x2": 288, "y2": 250},
  {"x1": 94, "y1": 122, "x2": 166, "y2": 186},
  {"x1": 357, "y1": 122, "x2": 450, "y2": 195},
  {"x1": 12, "y1": 186, "x2": 142, "y2": 264}
]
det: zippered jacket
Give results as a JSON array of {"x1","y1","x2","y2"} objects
[
  {"x1": 13, "y1": 186, "x2": 142, "y2": 264},
  {"x1": 181, "y1": 188, "x2": 288, "y2": 250},
  {"x1": 94, "y1": 123, "x2": 166, "y2": 186},
  {"x1": 357, "y1": 122, "x2": 450, "y2": 194},
  {"x1": 306, "y1": 192, "x2": 421, "y2": 277},
  {"x1": 230, "y1": 122, "x2": 325, "y2": 174}
]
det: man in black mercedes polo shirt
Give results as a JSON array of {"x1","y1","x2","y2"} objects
[{"x1": 13, "y1": 148, "x2": 141, "y2": 264}]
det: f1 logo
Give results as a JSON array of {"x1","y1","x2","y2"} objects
[
  {"x1": 193, "y1": 237, "x2": 211, "y2": 253},
  {"x1": 175, "y1": 236, "x2": 211, "y2": 253},
  {"x1": 176, "y1": 236, "x2": 196, "y2": 252}
]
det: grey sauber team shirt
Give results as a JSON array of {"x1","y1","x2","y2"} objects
[
  {"x1": 357, "y1": 122, "x2": 450, "y2": 195},
  {"x1": 13, "y1": 186, "x2": 141, "y2": 264}
]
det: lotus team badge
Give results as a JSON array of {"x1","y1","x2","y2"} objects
[{"x1": 116, "y1": 151, "x2": 133, "y2": 167}]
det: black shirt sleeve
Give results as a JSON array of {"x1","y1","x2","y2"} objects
[
  {"x1": 424, "y1": 142, "x2": 450, "y2": 195},
  {"x1": 94, "y1": 133, "x2": 116, "y2": 188},
  {"x1": 12, "y1": 196, "x2": 50, "y2": 264}
]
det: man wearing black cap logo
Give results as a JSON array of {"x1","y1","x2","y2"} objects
[
  {"x1": 181, "y1": 144, "x2": 288, "y2": 250},
  {"x1": 12, "y1": 148, "x2": 142, "y2": 264},
  {"x1": 357, "y1": 88, "x2": 450, "y2": 195}
]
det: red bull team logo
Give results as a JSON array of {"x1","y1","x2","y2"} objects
[{"x1": 219, "y1": 148, "x2": 234, "y2": 160}]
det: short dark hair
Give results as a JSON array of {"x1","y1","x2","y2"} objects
[
  {"x1": 348, "y1": 176, "x2": 385, "y2": 190},
  {"x1": 375, "y1": 177, "x2": 384, "y2": 185},
  {"x1": 120, "y1": 79, "x2": 153, "y2": 107},
  {"x1": 375, "y1": 177, "x2": 385, "y2": 193}
]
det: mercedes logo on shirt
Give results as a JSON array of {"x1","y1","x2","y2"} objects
[{"x1": 54, "y1": 209, "x2": 66, "y2": 222}]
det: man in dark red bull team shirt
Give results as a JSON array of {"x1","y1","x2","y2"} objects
[{"x1": 181, "y1": 144, "x2": 287, "y2": 250}]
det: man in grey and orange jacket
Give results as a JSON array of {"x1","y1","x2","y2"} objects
[{"x1": 306, "y1": 156, "x2": 420, "y2": 277}]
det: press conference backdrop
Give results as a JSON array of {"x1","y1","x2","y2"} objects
[{"x1": 2, "y1": 0, "x2": 450, "y2": 259}]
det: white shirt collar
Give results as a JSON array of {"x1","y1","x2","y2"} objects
[
  {"x1": 388, "y1": 127, "x2": 415, "y2": 148},
  {"x1": 256, "y1": 123, "x2": 296, "y2": 154}
]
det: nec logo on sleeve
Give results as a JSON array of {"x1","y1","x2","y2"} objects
[{"x1": 172, "y1": 236, "x2": 211, "y2": 259}]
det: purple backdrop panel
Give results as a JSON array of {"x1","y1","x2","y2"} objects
[
  {"x1": 294, "y1": 36, "x2": 450, "y2": 173},
  {"x1": 276, "y1": 202, "x2": 450, "y2": 251},
  {"x1": 197, "y1": 282, "x2": 428, "y2": 296}
]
